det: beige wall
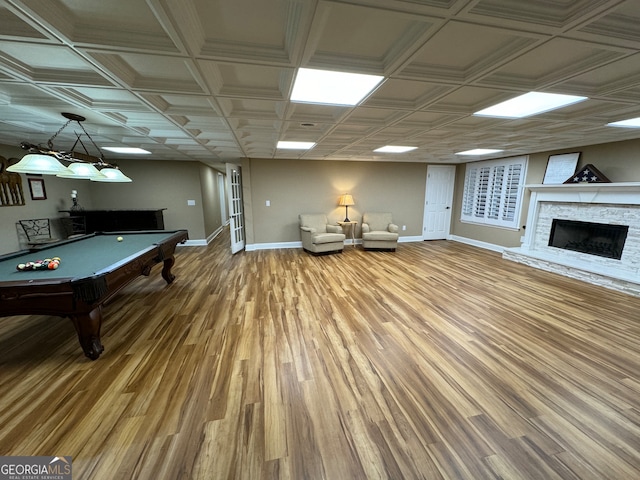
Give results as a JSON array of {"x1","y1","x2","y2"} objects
[
  {"x1": 199, "y1": 164, "x2": 223, "y2": 238},
  {"x1": 451, "y1": 138, "x2": 640, "y2": 248},
  {"x1": 88, "y1": 159, "x2": 209, "y2": 240},
  {"x1": 243, "y1": 158, "x2": 427, "y2": 244}
]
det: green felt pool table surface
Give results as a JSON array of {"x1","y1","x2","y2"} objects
[
  {"x1": 2, "y1": 231, "x2": 179, "y2": 280},
  {"x1": 0, "y1": 229, "x2": 188, "y2": 360}
]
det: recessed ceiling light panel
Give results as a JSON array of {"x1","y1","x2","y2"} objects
[
  {"x1": 277, "y1": 141, "x2": 316, "y2": 150},
  {"x1": 374, "y1": 146, "x2": 418, "y2": 153},
  {"x1": 455, "y1": 149, "x2": 503, "y2": 155},
  {"x1": 474, "y1": 92, "x2": 587, "y2": 119},
  {"x1": 607, "y1": 117, "x2": 640, "y2": 128},
  {"x1": 291, "y1": 68, "x2": 384, "y2": 106},
  {"x1": 102, "y1": 147, "x2": 151, "y2": 154}
]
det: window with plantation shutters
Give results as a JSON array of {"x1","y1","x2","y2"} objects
[{"x1": 461, "y1": 156, "x2": 527, "y2": 229}]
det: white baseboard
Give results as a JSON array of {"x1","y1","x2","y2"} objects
[
  {"x1": 177, "y1": 225, "x2": 224, "y2": 247},
  {"x1": 449, "y1": 235, "x2": 505, "y2": 253},
  {"x1": 206, "y1": 226, "x2": 224, "y2": 244},
  {"x1": 246, "y1": 235, "x2": 425, "y2": 251},
  {"x1": 399, "y1": 235, "x2": 423, "y2": 243},
  {"x1": 180, "y1": 239, "x2": 207, "y2": 247},
  {"x1": 246, "y1": 241, "x2": 302, "y2": 251},
  {"x1": 185, "y1": 234, "x2": 501, "y2": 251}
]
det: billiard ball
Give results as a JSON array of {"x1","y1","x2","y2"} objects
[{"x1": 117, "y1": 236, "x2": 124, "y2": 242}]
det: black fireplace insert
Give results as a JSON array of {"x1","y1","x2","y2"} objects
[{"x1": 548, "y1": 219, "x2": 628, "y2": 260}]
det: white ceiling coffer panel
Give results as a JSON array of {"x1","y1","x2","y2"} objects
[
  {"x1": 301, "y1": 1, "x2": 440, "y2": 74},
  {"x1": 397, "y1": 21, "x2": 542, "y2": 83},
  {"x1": 559, "y1": 54, "x2": 640, "y2": 98},
  {"x1": 365, "y1": 80, "x2": 454, "y2": 111},
  {"x1": 575, "y1": 2, "x2": 640, "y2": 47},
  {"x1": 0, "y1": 3, "x2": 52, "y2": 41},
  {"x1": 0, "y1": 43, "x2": 115, "y2": 87},
  {"x1": 174, "y1": 0, "x2": 313, "y2": 66},
  {"x1": 87, "y1": 53, "x2": 208, "y2": 94},
  {"x1": 197, "y1": 61, "x2": 294, "y2": 101},
  {"x1": 466, "y1": 0, "x2": 619, "y2": 28},
  {"x1": 477, "y1": 38, "x2": 632, "y2": 90},
  {"x1": 0, "y1": 0, "x2": 638, "y2": 165},
  {"x1": 13, "y1": 0, "x2": 183, "y2": 53}
]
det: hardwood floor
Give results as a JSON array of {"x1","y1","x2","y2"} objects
[{"x1": 0, "y1": 228, "x2": 638, "y2": 479}]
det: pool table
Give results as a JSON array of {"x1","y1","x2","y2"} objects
[{"x1": 0, "y1": 230, "x2": 188, "y2": 360}]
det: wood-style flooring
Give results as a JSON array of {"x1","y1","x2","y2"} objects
[{"x1": 0, "y1": 228, "x2": 639, "y2": 479}]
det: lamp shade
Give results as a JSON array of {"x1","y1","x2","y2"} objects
[
  {"x1": 6, "y1": 154, "x2": 69, "y2": 175},
  {"x1": 57, "y1": 162, "x2": 106, "y2": 179},
  {"x1": 91, "y1": 167, "x2": 132, "y2": 182},
  {"x1": 339, "y1": 194, "x2": 354, "y2": 206}
]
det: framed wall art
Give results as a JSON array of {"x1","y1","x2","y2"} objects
[
  {"x1": 28, "y1": 177, "x2": 47, "y2": 200},
  {"x1": 543, "y1": 152, "x2": 580, "y2": 184}
]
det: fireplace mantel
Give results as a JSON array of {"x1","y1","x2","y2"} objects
[
  {"x1": 527, "y1": 182, "x2": 640, "y2": 192},
  {"x1": 503, "y1": 182, "x2": 640, "y2": 296},
  {"x1": 525, "y1": 182, "x2": 640, "y2": 205}
]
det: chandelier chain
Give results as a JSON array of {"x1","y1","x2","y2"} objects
[{"x1": 47, "y1": 119, "x2": 74, "y2": 149}]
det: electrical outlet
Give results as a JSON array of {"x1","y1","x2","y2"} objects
[
  {"x1": 266, "y1": 200, "x2": 271, "y2": 206},
  {"x1": 402, "y1": 225, "x2": 406, "y2": 231},
  {"x1": 187, "y1": 200, "x2": 196, "y2": 206}
]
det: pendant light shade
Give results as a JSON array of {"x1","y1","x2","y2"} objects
[
  {"x1": 91, "y1": 167, "x2": 132, "y2": 182},
  {"x1": 57, "y1": 162, "x2": 106, "y2": 179},
  {"x1": 6, "y1": 154, "x2": 69, "y2": 174}
]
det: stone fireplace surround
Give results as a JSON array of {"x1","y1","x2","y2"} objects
[{"x1": 503, "y1": 183, "x2": 640, "y2": 297}]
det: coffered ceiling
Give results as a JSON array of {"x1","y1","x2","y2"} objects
[{"x1": 1, "y1": 0, "x2": 640, "y2": 167}]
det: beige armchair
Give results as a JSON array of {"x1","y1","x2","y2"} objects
[
  {"x1": 361, "y1": 212, "x2": 399, "y2": 251},
  {"x1": 299, "y1": 214, "x2": 345, "y2": 255}
]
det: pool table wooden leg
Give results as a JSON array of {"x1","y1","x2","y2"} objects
[
  {"x1": 161, "y1": 255, "x2": 176, "y2": 284},
  {"x1": 70, "y1": 307, "x2": 105, "y2": 360}
]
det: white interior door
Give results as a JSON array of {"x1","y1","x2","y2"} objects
[
  {"x1": 226, "y1": 163, "x2": 245, "y2": 254},
  {"x1": 423, "y1": 165, "x2": 455, "y2": 240}
]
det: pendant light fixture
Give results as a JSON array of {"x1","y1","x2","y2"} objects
[{"x1": 8, "y1": 112, "x2": 132, "y2": 182}]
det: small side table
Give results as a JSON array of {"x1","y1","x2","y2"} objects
[{"x1": 338, "y1": 221, "x2": 358, "y2": 247}]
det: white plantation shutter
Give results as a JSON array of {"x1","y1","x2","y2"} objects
[
  {"x1": 461, "y1": 156, "x2": 527, "y2": 229},
  {"x1": 502, "y1": 162, "x2": 523, "y2": 222}
]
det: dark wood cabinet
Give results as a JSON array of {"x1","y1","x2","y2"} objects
[{"x1": 60, "y1": 209, "x2": 166, "y2": 234}]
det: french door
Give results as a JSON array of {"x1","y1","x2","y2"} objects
[{"x1": 226, "y1": 163, "x2": 245, "y2": 254}]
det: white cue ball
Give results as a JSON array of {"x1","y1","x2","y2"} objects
[{"x1": 117, "y1": 236, "x2": 124, "y2": 242}]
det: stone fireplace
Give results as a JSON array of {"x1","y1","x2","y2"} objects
[{"x1": 503, "y1": 183, "x2": 640, "y2": 296}]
